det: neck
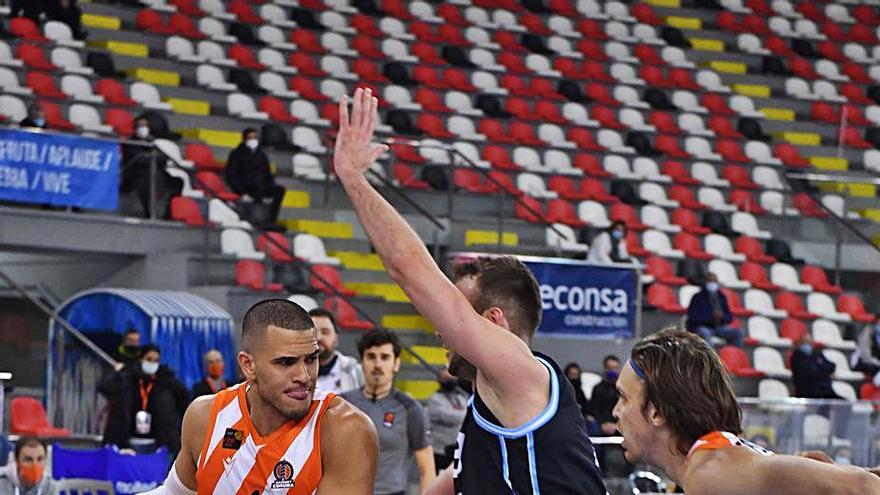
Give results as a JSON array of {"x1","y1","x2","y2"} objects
[
  {"x1": 246, "y1": 386, "x2": 288, "y2": 437},
  {"x1": 363, "y1": 380, "x2": 393, "y2": 400},
  {"x1": 650, "y1": 437, "x2": 689, "y2": 486}
]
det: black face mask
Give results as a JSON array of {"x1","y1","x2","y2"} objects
[
  {"x1": 122, "y1": 344, "x2": 140, "y2": 356},
  {"x1": 440, "y1": 379, "x2": 459, "y2": 392}
]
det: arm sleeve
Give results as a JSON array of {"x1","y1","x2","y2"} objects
[
  {"x1": 98, "y1": 369, "x2": 126, "y2": 397},
  {"x1": 406, "y1": 398, "x2": 430, "y2": 451},
  {"x1": 587, "y1": 234, "x2": 612, "y2": 264},
  {"x1": 720, "y1": 294, "x2": 733, "y2": 325},
  {"x1": 224, "y1": 151, "x2": 242, "y2": 194}
]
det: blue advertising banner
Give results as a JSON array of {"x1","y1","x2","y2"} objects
[
  {"x1": 522, "y1": 257, "x2": 638, "y2": 339},
  {"x1": 0, "y1": 128, "x2": 120, "y2": 209},
  {"x1": 52, "y1": 444, "x2": 168, "y2": 494}
]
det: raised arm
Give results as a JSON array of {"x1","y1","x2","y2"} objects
[
  {"x1": 317, "y1": 397, "x2": 379, "y2": 495},
  {"x1": 333, "y1": 88, "x2": 544, "y2": 409}
]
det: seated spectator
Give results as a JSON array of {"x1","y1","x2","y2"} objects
[
  {"x1": 114, "y1": 328, "x2": 142, "y2": 367},
  {"x1": 791, "y1": 333, "x2": 841, "y2": 399},
  {"x1": 686, "y1": 273, "x2": 745, "y2": 348},
  {"x1": 0, "y1": 436, "x2": 56, "y2": 494},
  {"x1": 120, "y1": 117, "x2": 183, "y2": 218},
  {"x1": 99, "y1": 344, "x2": 190, "y2": 456},
  {"x1": 191, "y1": 349, "x2": 229, "y2": 399},
  {"x1": 587, "y1": 221, "x2": 629, "y2": 265},
  {"x1": 225, "y1": 128, "x2": 286, "y2": 229},
  {"x1": 853, "y1": 319, "x2": 880, "y2": 387},
  {"x1": 426, "y1": 367, "x2": 469, "y2": 471},
  {"x1": 310, "y1": 308, "x2": 364, "y2": 394},
  {"x1": 563, "y1": 362, "x2": 590, "y2": 419},
  {"x1": 46, "y1": 0, "x2": 87, "y2": 39},
  {"x1": 589, "y1": 355, "x2": 620, "y2": 437},
  {"x1": 19, "y1": 105, "x2": 46, "y2": 130}
]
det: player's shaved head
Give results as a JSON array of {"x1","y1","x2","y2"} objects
[{"x1": 241, "y1": 299, "x2": 315, "y2": 351}]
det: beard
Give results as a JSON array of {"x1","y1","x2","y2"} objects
[
  {"x1": 318, "y1": 346, "x2": 334, "y2": 362},
  {"x1": 448, "y1": 353, "x2": 477, "y2": 381}
]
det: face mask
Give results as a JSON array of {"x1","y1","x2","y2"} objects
[
  {"x1": 122, "y1": 344, "x2": 140, "y2": 355},
  {"x1": 799, "y1": 344, "x2": 812, "y2": 354},
  {"x1": 245, "y1": 138, "x2": 259, "y2": 150},
  {"x1": 142, "y1": 361, "x2": 159, "y2": 375},
  {"x1": 34, "y1": 118, "x2": 45, "y2": 128},
  {"x1": 834, "y1": 455, "x2": 851, "y2": 465},
  {"x1": 207, "y1": 362, "x2": 224, "y2": 379},
  {"x1": 611, "y1": 230, "x2": 624, "y2": 240},
  {"x1": 440, "y1": 379, "x2": 459, "y2": 392},
  {"x1": 18, "y1": 462, "x2": 43, "y2": 487},
  {"x1": 706, "y1": 282, "x2": 719, "y2": 293},
  {"x1": 136, "y1": 126, "x2": 149, "y2": 139},
  {"x1": 605, "y1": 370, "x2": 619, "y2": 382}
]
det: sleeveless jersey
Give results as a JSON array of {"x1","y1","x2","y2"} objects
[
  {"x1": 687, "y1": 431, "x2": 774, "y2": 460},
  {"x1": 452, "y1": 352, "x2": 607, "y2": 495},
  {"x1": 195, "y1": 382, "x2": 336, "y2": 495}
]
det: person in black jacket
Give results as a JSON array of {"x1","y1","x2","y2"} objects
[
  {"x1": 99, "y1": 344, "x2": 189, "y2": 456},
  {"x1": 190, "y1": 349, "x2": 229, "y2": 400},
  {"x1": 224, "y1": 128, "x2": 285, "y2": 227},
  {"x1": 564, "y1": 362, "x2": 590, "y2": 419},
  {"x1": 589, "y1": 355, "x2": 621, "y2": 436},
  {"x1": 113, "y1": 328, "x2": 141, "y2": 367},
  {"x1": 19, "y1": 105, "x2": 46, "y2": 129},
  {"x1": 685, "y1": 273, "x2": 745, "y2": 348},
  {"x1": 791, "y1": 333, "x2": 841, "y2": 399}
]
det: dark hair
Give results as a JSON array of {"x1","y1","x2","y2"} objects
[
  {"x1": 308, "y1": 308, "x2": 337, "y2": 333},
  {"x1": 452, "y1": 256, "x2": 542, "y2": 341},
  {"x1": 140, "y1": 344, "x2": 160, "y2": 357},
  {"x1": 608, "y1": 220, "x2": 627, "y2": 234},
  {"x1": 242, "y1": 127, "x2": 257, "y2": 139},
  {"x1": 630, "y1": 327, "x2": 741, "y2": 457},
  {"x1": 241, "y1": 299, "x2": 314, "y2": 349},
  {"x1": 123, "y1": 329, "x2": 139, "y2": 337},
  {"x1": 15, "y1": 436, "x2": 45, "y2": 461},
  {"x1": 602, "y1": 355, "x2": 620, "y2": 367},
  {"x1": 357, "y1": 328, "x2": 401, "y2": 358},
  {"x1": 563, "y1": 362, "x2": 581, "y2": 374}
]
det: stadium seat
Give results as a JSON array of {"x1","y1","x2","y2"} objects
[
  {"x1": 311, "y1": 264, "x2": 356, "y2": 297},
  {"x1": 775, "y1": 291, "x2": 818, "y2": 320},
  {"x1": 770, "y1": 263, "x2": 812, "y2": 293},
  {"x1": 26, "y1": 72, "x2": 65, "y2": 99},
  {"x1": 800, "y1": 265, "x2": 842, "y2": 294},
  {"x1": 11, "y1": 17, "x2": 50, "y2": 43},
  {"x1": 823, "y1": 349, "x2": 864, "y2": 381},
  {"x1": 724, "y1": 288, "x2": 756, "y2": 318},
  {"x1": 779, "y1": 318, "x2": 808, "y2": 343},
  {"x1": 730, "y1": 190, "x2": 768, "y2": 215},
  {"x1": 38, "y1": 101, "x2": 74, "y2": 131},
  {"x1": 673, "y1": 232, "x2": 714, "y2": 260},
  {"x1": 325, "y1": 296, "x2": 373, "y2": 330},
  {"x1": 545, "y1": 199, "x2": 586, "y2": 227},
  {"x1": 719, "y1": 346, "x2": 765, "y2": 378},
  {"x1": 194, "y1": 171, "x2": 239, "y2": 201},
  {"x1": 793, "y1": 193, "x2": 829, "y2": 218},
  {"x1": 745, "y1": 289, "x2": 787, "y2": 318},
  {"x1": 740, "y1": 262, "x2": 780, "y2": 291},
  {"x1": 812, "y1": 319, "x2": 856, "y2": 351},
  {"x1": 236, "y1": 260, "x2": 282, "y2": 292},
  {"x1": 748, "y1": 316, "x2": 791, "y2": 346},
  {"x1": 256, "y1": 232, "x2": 295, "y2": 263},
  {"x1": 393, "y1": 164, "x2": 429, "y2": 191},
  {"x1": 735, "y1": 238, "x2": 775, "y2": 265},
  {"x1": 170, "y1": 196, "x2": 207, "y2": 227},
  {"x1": 646, "y1": 256, "x2": 687, "y2": 285},
  {"x1": 10, "y1": 397, "x2": 71, "y2": 437},
  {"x1": 837, "y1": 294, "x2": 875, "y2": 323},
  {"x1": 731, "y1": 212, "x2": 772, "y2": 239},
  {"x1": 753, "y1": 346, "x2": 792, "y2": 378},
  {"x1": 758, "y1": 378, "x2": 790, "y2": 400},
  {"x1": 806, "y1": 293, "x2": 852, "y2": 322},
  {"x1": 610, "y1": 203, "x2": 648, "y2": 231},
  {"x1": 647, "y1": 284, "x2": 687, "y2": 314},
  {"x1": 671, "y1": 208, "x2": 710, "y2": 235}
]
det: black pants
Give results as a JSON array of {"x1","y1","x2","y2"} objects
[{"x1": 244, "y1": 183, "x2": 285, "y2": 225}]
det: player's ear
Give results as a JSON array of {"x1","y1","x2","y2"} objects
[
  {"x1": 647, "y1": 402, "x2": 666, "y2": 427},
  {"x1": 238, "y1": 351, "x2": 257, "y2": 382},
  {"x1": 392, "y1": 356, "x2": 401, "y2": 373},
  {"x1": 482, "y1": 307, "x2": 511, "y2": 331}
]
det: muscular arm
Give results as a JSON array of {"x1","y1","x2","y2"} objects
[
  {"x1": 142, "y1": 395, "x2": 213, "y2": 494},
  {"x1": 334, "y1": 88, "x2": 546, "y2": 426},
  {"x1": 686, "y1": 450, "x2": 880, "y2": 495},
  {"x1": 317, "y1": 397, "x2": 379, "y2": 495}
]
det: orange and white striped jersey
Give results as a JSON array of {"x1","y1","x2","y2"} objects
[
  {"x1": 687, "y1": 431, "x2": 774, "y2": 460},
  {"x1": 195, "y1": 382, "x2": 336, "y2": 494}
]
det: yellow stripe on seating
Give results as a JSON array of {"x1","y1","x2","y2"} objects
[
  {"x1": 782, "y1": 132, "x2": 821, "y2": 146},
  {"x1": 166, "y1": 98, "x2": 210, "y2": 116},
  {"x1": 732, "y1": 84, "x2": 770, "y2": 98},
  {"x1": 129, "y1": 67, "x2": 179, "y2": 86},
  {"x1": 464, "y1": 230, "x2": 518, "y2": 247},
  {"x1": 690, "y1": 38, "x2": 725, "y2": 52},
  {"x1": 666, "y1": 16, "x2": 702, "y2": 30},
  {"x1": 330, "y1": 251, "x2": 385, "y2": 271},
  {"x1": 709, "y1": 61, "x2": 746, "y2": 73},
  {"x1": 382, "y1": 314, "x2": 435, "y2": 332},
  {"x1": 397, "y1": 380, "x2": 439, "y2": 401},
  {"x1": 284, "y1": 219, "x2": 353, "y2": 239},
  {"x1": 100, "y1": 41, "x2": 148, "y2": 58},
  {"x1": 846, "y1": 183, "x2": 875, "y2": 197},
  {"x1": 817, "y1": 183, "x2": 841, "y2": 193},
  {"x1": 809, "y1": 156, "x2": 849, "y2": 171},
  {"x1": 400, "y1": 346, "x2": 446, "y2": 365},
  {"x1": 647, "y1": 0, "x2": 680, "y2": 6},
  {"x1": 180, "y1": 129, "x2": 242, "y2": 148},
  {"x1": 282, "y1": 190, "x2": 310, "y2": 209},
  {"x1": 760, "y1": 108, "x2": 795, "y2": 121},
  {"x1": 860, "y1": 208, "x2": 880, "y2": 222},
  {"x1": 346, "y1": 282, "x2": 409, "y2": 302},
  {"x1": 82, "y1": 14, "x2": 121, "y2": 30}
]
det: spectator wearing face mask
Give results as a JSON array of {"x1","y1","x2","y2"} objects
[
  {"x1": 791, "y1": 333, "x2": 841, "y2": 400},
  {"x1": 120, "y1": 117, "x2": 182, "y2": 218},
  {"x1": 99, "y1": 344, "x2": 190, "y2": 456},
  {"x1": 114, "y1": 328, "x2": 142, "y2": 368},
  {"x1": 190, "y1": 349, "x2": 229, "y2": 399},
  {"x1": 19, "y1": 105, "x2": 46, "y2": 129},
  {"x1": 854, "y1": 318, "x2": 880, "y2": 387},
  {"x1": 685, "y1": 273, "x2": 744, "y2": 348},
  {"x1": 425, "y1": 367, "x2": 469, "y2": 471},
  {"x1": 587, "y1": 221, "x2": 629, "y2": 265},
  {"x1": 0, "y1": 436, "x2": 55, "y2": 495},
  {"x1": 589, "y1": 355, "x2": 621, "y2": 437},
  {"x1": 563, "y1": 362, "x2": 591, "y2": 420},
  {"x1": 224, "y1": 128, "x2": 286, "y2": 228}
]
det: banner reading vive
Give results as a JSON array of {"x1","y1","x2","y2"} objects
[
  {"x1": 522, "y1": 257, "x2": 638, "y2": 339},
  {"x1": 52, "y1": 444, "x2": 167, "y2": 494},
  {"x1": 0, "y1": 128, "x2": 120, "y2": 209}
]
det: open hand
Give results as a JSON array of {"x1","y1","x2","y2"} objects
[{"x1": 334, "y1": 87, "x2": 388, "y2": 183}]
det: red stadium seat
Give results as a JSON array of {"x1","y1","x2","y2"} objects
[
  {"x1": 568, "y1": 128, "x2": 606, "y2": 151},
  {"x1": 555, "y1": 58, "x2": 586, "y2": 80},
  {"x1": 291, "y1": 30, "x2": 326, "y2": 53},
  {"x1": 105, "y1": 108, "x2": 134, "y2": 137},
  {"x1": 701, "y1": 93, "x2": 736, "y2": 116},
  {"x1": 641, "y1": 65, "x2": 670, "y2": 88},
  {"x1": 626, "y1": 232, "x2": 650, "y2": 257},
  {"x1": 743, "y1": 14, "x2": 770, "y2": 35},
  {"x1": 290, "y1": 76, "x2": 327, "y2": 102},
  {"x1": 722, "y1": 165, "x2": 758, "y2": 189},
  {"x1": 793, "y1": 193, "x2": 829, "y2": 218},
  {"x1": 852, "y1": 5, "x2": 880, "y2": 26},
  {"x1": 325, "y1": 296, "x2": 373, "y2": 330},
  {"x1": 236, "y1": 260, "x2": 283, "y2": 292},
  {"x1": 849, "y1": 23, "x2": 877, "y2": 44},
  {"x1": 746, "y1": 0, "x2": 773, "y2": 16},
  {"x1": 633, "y1": 3, "x2": 663, "y2": 25},
  {"x1": 515, "y1": 196, "x2": 546, "y2": 223},
  {"x1": 547, "y1": 176, "x2": 590, "y2": 201},
  {"x1": 773, "y1": 143, "x2": 810, "y2": 167},
  {"x1": 673, "y1": 232, "x2": 714, "y2": 260},
  {"x1": 610, "y1": 203, "x2": 648, "y2": 231},
  {"x1": 185, "y1": 143, "x2": 224, "y2": 170},
  {"x1": 288, "y1": 52, "x2": 326, "y2": 77},
  {"x1": 436, "y1": 4, "x2": 468, "y2": 27},
  {"x1": 506, "y1": 98, "x2": 533, "y2": 120},
  {"x1": 661, "y1": 161, "x2": 700, "y2": 185},
  {"x1": 810, "y1": 102, "x2": 841, "y2": 124},
  {"x1": 740, "y1": 262, "x2": 780, "y2": 291},
  {"x1": 671, "y1": 208, "x2": 710, "y2": 235},
  {"x1": 445, "y1": 69, "x2": 477, "y2": 92},
  {"x1": 410, "y1": 22, "x2": 444, "y2": 44},
  {"x1": 136, "y1": 9, "x2": 173, "y2": 35},
  {"x1": 510, "y1": 122, "x2": 544, "y2": 146},
  {"x1": 414, "y1": 89, "x2": 451, "y2": 113},
  {"x1": 529, "y1": 78, "x2": 564, "y2": 101},
  {"x1": 535, "y1": 101, "x2": 567, "y2": 124},
  {"x1": 765, "y1": 35, "x2": 794, "y2": 57},
  {"x1": 229, "y1": 44, "x2": 266, "y2": 70},
  {"x1": 580, "y1": 178, "x2": 617, "y2": 203},
  {"x1": 578, "y1": 19, "x2": 609, "y2": 40},
  {"x1": 779, "y1": 318, "x2": 807, "y2": 342},
  {"x1": 393, "y1": 164, "x2": 430, "y2": 190},
  {"x1": 10, "y1": 397, "x2": 71, "y2": 437},
  {"x1": 843, "y1": 127, "x2": 872, "y2": 149},
  {"x1": 722, "y1": 288, "x2": 755, "y2": 318},
  {"x1": 10, "y1": 17, "x2": 50, "y2": 42},
  {"x1": 800, "y1": 265, "x2": 842, "y2": 295},
  {"x1": 775, "y1": 291, "x2": 818, "y2": 320},
  {"x1": 170, "y1": 196, "x2": 207, "y2": 227},
  {"x1": 798, "y1": 3, "x2": 825, "y2": 22},
  {"x1": 417, "y1": 114, "x2": 454, "y2": 139},
  {"x1": 391, "y1": 144, "x2": 426, "y2": 164},
  {"x1": 169, "y1": 13, "x2": 206, "y2": 39},
  {"x1": 647, "y1": 256, "x2": 687, "y2": 285},
  {"x1": 382, "y1": 0, "x2": 413, "y2": 20},
  {"x1": 716, "y1": 11, "x2": 744, "y2": 33},
  {"x1": 669, "y1": 185, "x2": 707, "y2": 210},
  {"x1": 709, "y1": 117, "x2": 744, "y2": 139},
  {"x1": 311, "y1": 264, "x2": 356, "y2": 296},
  {"x1": 353, "y1": 36, "x2": 385, "y2": 59},
  {"x1": 437, "y1": 25, "x2": 469, "y2": 46},
  {"x1": 546, "y1": 199, "x2": 586, "y2": 227},
  {"x1": 634, "y1": 45, "x2": 665, "y2": 66},
  {"x1": 39, "y1": 101, "x2": 75, "y2": 131},
  {"x1": 647, "y1": 284, "x2": 687, "y2": 314},
  {"x1": 170, "y1": 0, "x2": 206, "y2": 16},
  {"x1": 843, "y1": 105, "x2": 871, "y2": 127},
  {"x1": 718, "y1": 346, "x2": 765, "y2": 378},
  {"x1": 195, "y1": 171, "x2": 239, "y2": 201},
  {"x1": 578, "y1": 42, "x2": 610, "y2": 63},
  {"x1": 485, "y1": 171, "x2": 523, "y2": 196},
  {"x1": 494, "y1": 31, "x2": 527, "y2": 53},
  {"x1": 26, "y1": 72, "x2": 65, "y2": 100},
  {"x1": 841, "y1": 82, "x2": 873, "y2": 104},
  {"x1": 668, "y1": 68, "x2": 701, "y2": 90},
  {"x1": 351, "y1": 14, "x2": 383, "y2": 37},
  {"x1": 590, "y1": 106, "x2": 627, "y2": 130},
  {"x1": 649, "y1": 111, "x2": 684, "y2": 134},
  {"x1": 96, "y1": 79, "x2": 137, "y2": 106},
  {"x1": 585, "y1": 83, "x2": 618, "y2": 105},
  {"x1": 352, "y1": 59, "x2": 388, "y2": 83},
  {"x1": 573, "y1": 154, "x2": 612, "y2": 177},
  {"x1": 498, "y1": 52, "x2": 531, "y2": 74},
  {"x1": 411, "y1": 42, "x2": 444, "y2": 65},
  {"x1": 501, "y1": 75, "x2": 531, "y2": 97},
  {"x1": 483, "y1": 144, "x2": 520, "y2": 168},
  {"x1": 735, "y1": 236, "x2": 775, "y2": 264},
  {"x1": 716, "y1": 139, "x2": 750, "y2": 163},
  {"x1": 521, "y1": 13, "x2": 551, "y2": 35},
  {"x1": 655, "y1": 135, "x2": 691, "y2": 159},
  {"x1": 18, "y1": 44, "x2": 57, "y2": 71},
  {"x1": 548, "y1": 0, "x2": 578, "y2": 16},
  {"x1": 838, "y1": 294, "x2": 875, "y2": 323},
  {"x1": 413, "y1": 66, "x2": 448, "y2": 89},
  {"x1": 453, "y1": 169, "x2": 491, "y2": 193},
  {"x1": 817, "y1": 41, "x2": 846, "y2": 63},
  {"x1": 821, "y1": 20, "x2": 847, "y2": 42},
  {"x1": 259, "y1": 96, "x2": 298, "y2": 124},
  {"x1": 730, "y1": 190, "x2": 768, "y2": 215}
]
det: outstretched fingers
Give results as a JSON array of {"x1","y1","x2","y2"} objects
[
  {"x1": 366, "y1": 92, "x2": 378, "y2": 138},
  {"x1": 338, "y1": 94, "x2": 350, "y2": 134}
]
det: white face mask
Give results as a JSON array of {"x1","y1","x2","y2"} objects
[
  {"x1": 141, "y1": 361, "x2": 159, "y2": 375},
  {"x1": 135, "y1": 126, "x2": 150, "y2": 139},
  {"x1": 706, "y1": 282, "x2": 719, "y2": 293},
  {"x1": 245, "y1": 138, "x2": 259, "y2": 150}
]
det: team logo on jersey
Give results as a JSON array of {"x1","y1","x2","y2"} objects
[
  {"x1": 222, "y1": 428, "x2": 244, "y2": 450},
  {"x1": 383, "y1": 412, "x2": 395, "y2": 428},
  {"x1": 270, "y1": 460, "x2": 296, "y2": 489}
]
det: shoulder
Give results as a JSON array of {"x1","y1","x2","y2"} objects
[
  {"x1": 184, "y1": 394, "x2": 215, "y2": 428},
  {"x1": 322, "y1": 396, "x2": 378, "y2": 442},
  {"x1": 392, "y1": 390, "x2": 424, "y2": 411},
  {"x1": 683, "y1": 446, "x2": 763, "y2": 495}
]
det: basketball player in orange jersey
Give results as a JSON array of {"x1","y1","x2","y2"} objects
[
  {"x1": 144, "y1": 299, "x2": 379, "y2": 494},
  {"x1": 614, "y1": 327, "x2": 880, "y2": 495}
]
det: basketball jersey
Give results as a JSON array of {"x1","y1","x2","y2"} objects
[
  {"x1": 687, "y1": 431, "x2": 774, "y2": 460},
  {"x1": 452, "y1": 352, "x2": 607, "y2": 495},
  {"x1": 196, "y1": 382, "x2": 336, "y2": 495}
]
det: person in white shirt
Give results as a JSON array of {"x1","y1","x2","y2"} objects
[
  {"x1": 310, "y1": 308, "x2": 365, "y2": 393},
  {"x1": 588, "y1": 221, "x2": 629, "y2": 265}
]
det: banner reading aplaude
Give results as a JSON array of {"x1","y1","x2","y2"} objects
[
  {"x1": 523, "y1": 257, "x2": 638, "y2": 339},
  {"x1": 0, "y1": 128, "x2": 120, "y2": 210}
]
